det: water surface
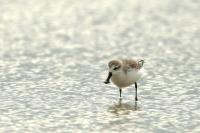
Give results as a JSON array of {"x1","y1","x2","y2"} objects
[{"x1": 0, "y1": 0, "x2": 200, "y2": 132}]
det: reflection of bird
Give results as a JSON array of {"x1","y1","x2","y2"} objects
[
  {"x1": 108, "y1": 99, "x2": 138, "y2": 115},
  {"x1": 104, "y1": 59, "x2": 144, "y2": 101}
]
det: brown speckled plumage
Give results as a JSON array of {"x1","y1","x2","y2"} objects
[
  {"x1": 121, "y1": 59, "x2": 138, "y2": 74},
  {"x1": 108, "y1": 59, "x2": 144, "y2": 74}
]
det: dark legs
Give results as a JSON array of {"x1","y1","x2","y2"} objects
[
  {"x1": 135, "y1": 82, "x2": 138, "y2": 101},
  {"x1": 119, "y1": 88, "x2": 122, "y2": 98},
  {"x1": 119, "y1": 83, "x2": 138, "y2": 101}
]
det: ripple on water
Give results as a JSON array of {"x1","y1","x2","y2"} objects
[{"x1": 1, "y1": 0, "x2": 200, "y2": 132}]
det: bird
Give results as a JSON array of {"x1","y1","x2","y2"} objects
[{"x1": 104, "y1": 59, "x2": 144, "y2": 101}]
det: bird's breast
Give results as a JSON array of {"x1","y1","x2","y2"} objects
[{"x1": 111, "y1": 70, "x2": 141, "y2": 88}]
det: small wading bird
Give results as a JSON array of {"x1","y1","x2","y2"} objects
[{"x1": 104, "y1": 59, "x2": 144, "y2": 101}]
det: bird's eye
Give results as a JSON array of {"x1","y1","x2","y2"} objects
[{"x1": 113, "y1": 67, "x2": 119, "y2": 70}]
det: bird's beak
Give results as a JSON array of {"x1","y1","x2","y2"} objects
[{"x1": 104, "y1": 72, "x2": 112, "y2": 84}]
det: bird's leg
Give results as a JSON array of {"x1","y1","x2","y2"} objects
[
  {"x1": 118, "y1": 98, "x2": 122, "y2": 106},
  {"x1": 135, "y1": 82, "x2": 138, "y2": 101},
  {"x1": 119, "y1": 88, "x2": 122, "y2": 98}
]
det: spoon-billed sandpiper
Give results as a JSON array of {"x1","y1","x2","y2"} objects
[{"x1": 104, "y1": 59, "x2": 144, "y2": 101}]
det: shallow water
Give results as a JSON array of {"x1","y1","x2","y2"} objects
[{"x1": 1, "y1": 0, "x2": 200, "y2": 132}]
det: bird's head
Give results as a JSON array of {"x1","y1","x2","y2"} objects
[{"x1": 104, "y1": 60, "x2": 121, "y2": 84}]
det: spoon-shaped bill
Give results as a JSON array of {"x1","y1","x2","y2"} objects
[{"x1": 104, "y1": 72, "x2": 112, "y2": 84}]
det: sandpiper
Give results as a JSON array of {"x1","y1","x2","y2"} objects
[{"x1": 104, "y1": 59, "x2": 144, "y2": 101}]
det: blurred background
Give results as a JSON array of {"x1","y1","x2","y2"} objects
[{"x1": 0, "y1": 0, "x2": 200, "y2": 132}]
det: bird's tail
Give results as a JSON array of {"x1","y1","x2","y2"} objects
[{"x1": 138, "y1": 60, "x2": 144, "y2": 69}]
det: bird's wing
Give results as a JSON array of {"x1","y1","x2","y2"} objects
[{"x1": 121, "y1": 59, "x2": 138, "y2": 74}]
